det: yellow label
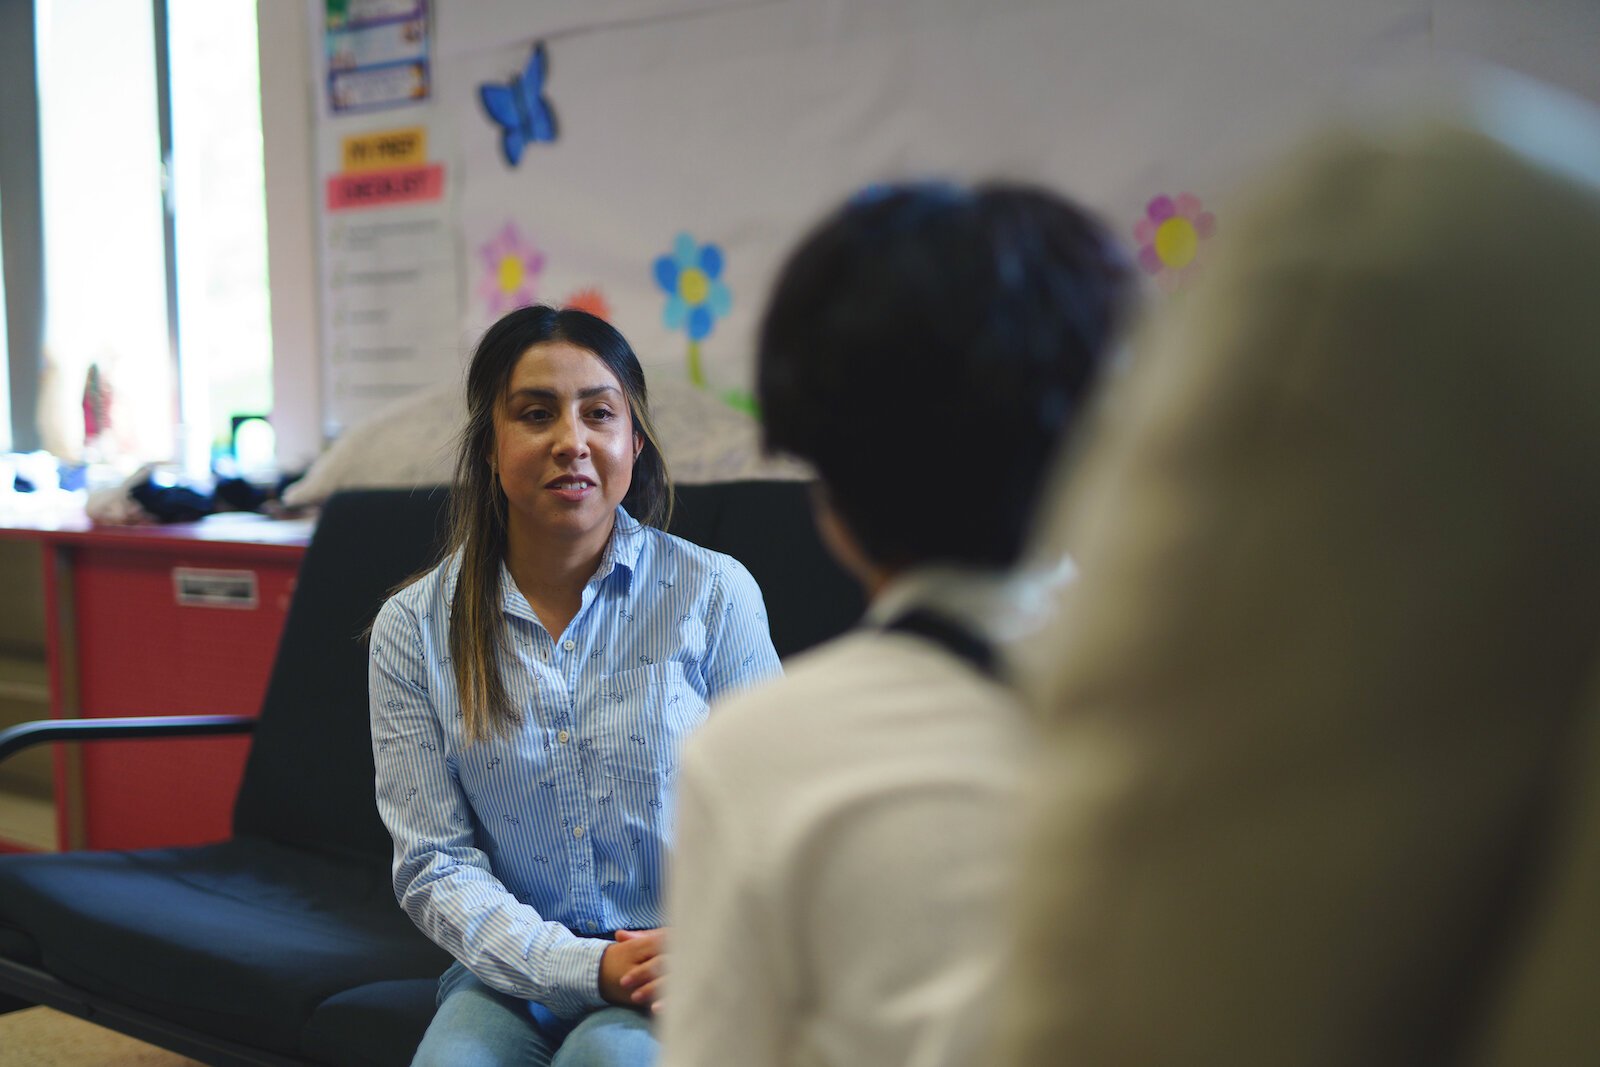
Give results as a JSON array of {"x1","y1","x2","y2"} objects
[{"x1": 341, "y1": 126, "x2": 428, "y2": 171}]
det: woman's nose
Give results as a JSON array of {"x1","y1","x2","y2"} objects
[{"x1": 552, "y1": 414, "x2": 590, "y2": 457}]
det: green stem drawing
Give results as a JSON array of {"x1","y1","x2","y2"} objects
[
  {"x1": 721, "y1": 390, "x2": 759, "y2": 418},
  {"x1": 687, "y1": 339, "x2": 705, "y2": 387}
]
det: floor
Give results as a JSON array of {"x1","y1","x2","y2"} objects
[{"x1": 0, "y1": 1006, "x2": 202, "y2": 1066}]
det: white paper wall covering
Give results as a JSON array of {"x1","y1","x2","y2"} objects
[
  {"x1": 448, "y1": 0, "x2": 1442, "y2": 406},
  {"x1": 435, "y1": 0, "x2": 784, "y2": 57},
  {"x1": 1433, "y1": 0, "x2": 1600, "y2": 104},
  {"x1": 314, "y1": 0, "x2": 1600, "y2": 436}
]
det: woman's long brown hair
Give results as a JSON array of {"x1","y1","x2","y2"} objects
[{"x1": 443, "y1": 306, "x2": 671, "y2": 743}]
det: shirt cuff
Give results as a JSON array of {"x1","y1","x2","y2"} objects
[{"x1": 534, "y1": 934, "x2": 611, "y2": 1020}]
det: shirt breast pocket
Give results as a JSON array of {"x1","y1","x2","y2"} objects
[{"x1": 598, "y1": 662, "x2": 707, "y2": 786}]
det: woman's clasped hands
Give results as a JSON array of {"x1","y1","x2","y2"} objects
[{"x1": 602, "y1": 927, "x2": 667, "y2": 1013}]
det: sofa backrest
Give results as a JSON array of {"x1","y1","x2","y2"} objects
[
  {"x1": 230, "y1": 481, "x2": 861, "y2": 860},
  {"x1": 669, "y1": 481, "x2": 864, "y2": 658},
  {"x1": 232, "y1": 488, "x2": 452, "y2": 860}
]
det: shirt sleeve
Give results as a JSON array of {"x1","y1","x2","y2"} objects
[
  {"x1": 700, "y1": 557, "x2": 783, "y2": 699},
  {"x1": 369, "y1": 595, "x2": 608, "y2": 1019},
  {"x1": 659, "y1": 727, "x2": 792, "y2": 1067}
]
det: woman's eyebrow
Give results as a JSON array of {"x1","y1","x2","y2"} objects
[{"x1": 507, "y1": 385, "x2": 621, "y2": 402}]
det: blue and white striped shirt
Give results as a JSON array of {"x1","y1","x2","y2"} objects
[{"x1": 369, "y1": 507, "x2": 781, "y2": 1019}]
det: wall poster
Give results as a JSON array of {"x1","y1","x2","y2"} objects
[{"x1": 326, "y1": 0, "x2": 432, "y2": 113}]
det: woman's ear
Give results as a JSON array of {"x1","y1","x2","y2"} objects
[{"x1": 634, "y1": 431, "x2": 644, "y2": 462}]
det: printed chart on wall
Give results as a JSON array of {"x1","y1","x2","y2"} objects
[
  {"x1": 318, "y1": 123, "x2": 462, "y2": 436},
  {"x1": 326, "y1": 0, "x2": 432, "y2": 113}
]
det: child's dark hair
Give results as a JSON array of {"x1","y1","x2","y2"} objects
[{"x1": 757, "y1": 182, "x2": 1131, "y2": 568}]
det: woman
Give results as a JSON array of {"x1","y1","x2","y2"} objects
[{"x1": 370, "y1": 305, "x2": 782, "y2": 1066}]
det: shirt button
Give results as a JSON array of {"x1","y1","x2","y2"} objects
[
  {"x1": 557, "y1": 730, "x2": 570, "y2": 744},
  {"x1": 573, "y1": 825, "x2": 585, "y2": 839},
  {"x1": 562, "y1": 639, "x2": 576, "y2": 651},
  {"x1": 585, "y1": 921, "x2": 597, "y2": 932}
]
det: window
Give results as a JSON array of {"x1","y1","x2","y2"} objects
[
  {"x1": 0, "y1": 185, "x2": 10, "y2": 455},
  {"x1": 31, "y1": 0, "x2": 271, "y2": 473},
  {"x1": 36, "y1": 0, "x2": 169, "y2": 463},
  {"x1": 169, "y1": 0, "x2": 273, "y2": 472}
]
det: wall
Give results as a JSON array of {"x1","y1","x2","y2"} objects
[
  {"x1": 262, "y1": 0, "x2": 1600, "y2": 453},
  {"x1": 0, "y1": 0, "x2": 44, "y2": 453}
]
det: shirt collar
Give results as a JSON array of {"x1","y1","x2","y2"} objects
[
  {"x1": 603, "y1": 505, "x2": 645, "y2": 584},
  {"x1": 865, "y1": 552, "x2": 1076, "y2": 645},
  {"x1": 496, "y1": 505, "x2": 644, "y2": 617}
]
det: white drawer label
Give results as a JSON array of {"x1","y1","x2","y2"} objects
[{"x1": 172, "y1": 567, "x2": 259, "y2": 609}]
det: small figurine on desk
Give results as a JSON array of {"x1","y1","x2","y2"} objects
[{"x1": 81, "y1": 362, "x2": 111, "y2": 463}]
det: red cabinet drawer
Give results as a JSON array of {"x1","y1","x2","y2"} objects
[{"x1": 71, "y1": 548, "x2": 299, "y2": 849}]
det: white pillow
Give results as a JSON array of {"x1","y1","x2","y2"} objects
[
  {"x1": 281, "y1": 374, "x2": 808, "y2": 508},
  {"x1": 280, "y1": 384, "x2": 459, "y2": 507},
  {"x1": 648, "y1": 375, "x2": 811, "y2": 484}
]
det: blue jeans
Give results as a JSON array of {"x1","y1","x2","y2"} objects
[{"x1": 412, "y1": 961, "x2": 658, "y2": 1067}]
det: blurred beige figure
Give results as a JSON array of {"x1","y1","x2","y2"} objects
[{"x1": 1006, "y1": 94, "x2": 1600, "y2": 1066}]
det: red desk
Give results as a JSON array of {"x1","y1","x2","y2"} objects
[{"x1": 0, "y1": 511, "x2": 312, "y2": 851}]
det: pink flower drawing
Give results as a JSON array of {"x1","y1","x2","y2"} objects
[
  {"x1": 1134, "y1": 193, "x2": 1216, "y2": 291},
  {"x1": 478, "y1": 222, "x2": 546, "y2": 316}
]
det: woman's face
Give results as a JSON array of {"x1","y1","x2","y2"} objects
[{"x1": 492, "y1": 340, "x2": 641, "y2": 552}]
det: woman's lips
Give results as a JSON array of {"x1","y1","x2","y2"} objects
[{"x1": 545, "y1": 477, "x2": 596, "y2": 502}]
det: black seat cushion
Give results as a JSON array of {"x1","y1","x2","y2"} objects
[
  {"x1": 300, "y1": 977, "x2": 439, "y2": 1067},
  {"x1": 0, "y1": 836, "x2": 450, "y2": 1054},
  {"x1": 0, "y1": 926, "x2": 40, "y2": 964}
]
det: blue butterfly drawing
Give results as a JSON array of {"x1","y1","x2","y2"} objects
[{"x1": 479, "y1": 42, "x2": 558, "y2": 167}]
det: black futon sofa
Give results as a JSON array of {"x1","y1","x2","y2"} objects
[{"x1": 0, "y1": 482, "x2": 861, "y2": 1066}]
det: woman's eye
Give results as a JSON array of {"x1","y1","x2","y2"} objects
[
  {"x1": 588, "y1": 408, "x2": 616, "y2": 422},
  {"x1": 519, "y1": 409, "x2": 552, "y2": 423}
]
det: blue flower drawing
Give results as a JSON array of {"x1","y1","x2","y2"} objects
[{"x1": 652, "y1": 233, "x2": 731, "y2": 386}]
